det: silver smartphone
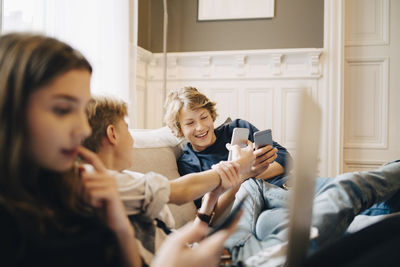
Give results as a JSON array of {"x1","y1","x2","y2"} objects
[
  {"x1": 228, "y1": 128, "x2": 249, "y2": 161},
  {"x1": 254, "y1": 129, "x2": 273, "y2": 150}
]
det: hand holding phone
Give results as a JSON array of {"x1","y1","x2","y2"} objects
[
  {"x1": 228, "y1": 128, "x2": 250, "y2": 161},
  {"x1": 254, "y1": 129, "x2": 273, "y2": 150},
  {"x1": 208, "y1": 194, "x2": 248, "y2": 236}
]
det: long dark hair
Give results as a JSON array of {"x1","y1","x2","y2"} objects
[{"x1": 0, "y1": 33, "x2": 92, "y2": 227}]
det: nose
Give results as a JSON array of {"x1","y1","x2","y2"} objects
[
  {"x1": 74, "y1": 111, "x2": 92, "y2": 142},
  {"x1": 195, "y1": 121, "x2": 204, "y2": 131}
]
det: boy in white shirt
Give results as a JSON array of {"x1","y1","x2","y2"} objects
[{"x1": 82, "y1": 96, "x2": 263, "y2": 265}]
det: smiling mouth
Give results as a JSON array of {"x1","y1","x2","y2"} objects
[{"x1": 195, "y1": 131, "x2": 208, "y2": 138}]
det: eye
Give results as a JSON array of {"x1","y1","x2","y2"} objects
[
  {"x1": 201, "y1": 116, "x2": 208, "y2": 120},
  {"x1": 185, "y1": 121, "x2": 194, "y2": 126},
  {"x1": 53, "y1": 106, "x2": 72, "y2": 116}
]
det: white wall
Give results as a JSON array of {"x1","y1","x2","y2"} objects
[
  {"x1": 343, "y1": 0, "x2": 399, "y2": 172},
  {"x1": 2, "y1": 0, "x2": 135, "y2": 106},
  {"x1": 136, "y1": 47, "x2": 330, "y2": 174}
]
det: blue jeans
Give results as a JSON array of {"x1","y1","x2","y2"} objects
[{"x1": 225, "y1": 161, "x2": 400, "y2": 264}]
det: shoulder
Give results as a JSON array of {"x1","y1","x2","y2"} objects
[
  {"x1": 226, "y1": 119, "x2": 259, "y2": 140},
  {"x1": 178, "y1": 148, "x2": 198, "y2": 167},
  {"x1": 179, "y1": 142, "x2": 199, "y2": 160},
  {"x1": 121, "y1": 170, "x2": 145, "y2": 178},
  {"x1": 177, "y1": 147, "x2": 201, "y2": 174},
  {"x1": 221, "y1": 118, "x2": 258, "y2": 131},
  {"x1": 216, "y1": 119, "x2": 250, "y2": 133},
  {"x1": 234, "y1": 118, "x2": 257, "y2": 129}
]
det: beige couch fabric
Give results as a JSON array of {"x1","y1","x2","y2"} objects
[{"x1": 129, "y1": 128, "x2": 196, "y2": 228}]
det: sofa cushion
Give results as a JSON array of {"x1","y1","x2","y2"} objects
[
  {"x1": 131, "y1": 147, "x2": 181, "y2": 180},
  {"x1": 129, "y1": 142, "x2": 196, "y2": 228}
]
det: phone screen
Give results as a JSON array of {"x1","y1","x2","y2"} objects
[{"x1": 254, "y1": 129, "x2": 273, "y2": 150}]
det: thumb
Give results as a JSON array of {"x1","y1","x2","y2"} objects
[
  {"x1": 225, "y1": 143, "x2": 232, "y2": 151},
  {"x1": 230, "y1": 144, "x2": 241, "y2": 154},
  {"x1": 246, "y1": 140, "x2": 254, "y2": 150}
]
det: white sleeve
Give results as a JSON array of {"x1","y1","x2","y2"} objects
[{"x1": 112, "y1": 170, "x2": 171, "y2": 218}]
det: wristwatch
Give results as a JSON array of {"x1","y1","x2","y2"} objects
[{"x1": 196, "y1": 210, "x2": 215, "y2": 225}]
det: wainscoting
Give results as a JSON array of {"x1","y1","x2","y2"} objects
[
  {"x1": 342, "y1": 0, "x2": 397, "y2": 173},
  {"x1": 134, "y1": 0, "x2": 398, "y2": 178},
  {"x1": 135, "y1": 46, "x2": 328, "y2": 173}
]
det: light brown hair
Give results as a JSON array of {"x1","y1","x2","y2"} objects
[
  {"x1": 83, "y1": 96, "x2": 128, "y2": 152},
  {"x1": 164, "y1": 86, "x2": 217, "y2": 137}
]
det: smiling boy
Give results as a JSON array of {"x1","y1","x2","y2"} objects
[{"x1": 164, "y1": 87, "x2": 292, "y2": 215}]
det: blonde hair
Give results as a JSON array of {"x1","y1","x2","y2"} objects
[
  {"x1": 83, "y1": 96, "x2": 128, "y2": 152},
  {"x1": 164, "y1": 87, "x2": 217, "y2": 137}
]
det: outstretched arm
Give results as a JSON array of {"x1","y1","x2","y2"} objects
[
  {"x1": 199, "y1": 142, "x2": 266, "y2": 224},
  {"x1": 169, "y1": 167, "x2": 229, "y2": 205},
  {"x1": 169, "y1": 143, "x2": 255, "y2": 205}
]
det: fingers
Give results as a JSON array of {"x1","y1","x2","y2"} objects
[
  {"x1": 254, "y1": 147, "x2": 278, "y2": 165},
  {"x1": 254, "y1": 145, "x2": 273, "y2": 157},
  {"x1": 246, "y1": 140, "x2": 254, "y2": 150},
  {"x1": 225, "y1": 143, "x2": 231, "y2": 151},
  {"x1": 77, "y1": 146, "x2": 107, "y2": 173},
  {"x1": 212, "y1": 161, "x2": 240, "y2": 189},
  {"x1": 172, "y1": 222, "x2": 209, "y2": 246},
  {"x1": 196, "y1": 210, "x2": 242, "y2": 256},
  {"x1": 80, "y1": 172, "x2": 118, "y2": 208},
  {"x1": 229, "y1": 143, "x2": 240, "y2": 155},
  {"x1": 220, "y1": 162, "x2": 238, "y2": 184}
]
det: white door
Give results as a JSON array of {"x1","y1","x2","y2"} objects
[{"x1": 343, "y1": 0, "x2": 400, "y2": 172}]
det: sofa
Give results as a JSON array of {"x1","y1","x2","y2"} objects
[{"x1": 128, "y1": 126, "x2": 197, "y2": 228}]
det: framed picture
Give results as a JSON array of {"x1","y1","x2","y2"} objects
[{"x1": 198, "y1": 0, "x2": 275, "y2": 21}]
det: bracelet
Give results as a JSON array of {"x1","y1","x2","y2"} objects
[{"x1": 196, "y1": 210, "x2": 215, "y2": 225}]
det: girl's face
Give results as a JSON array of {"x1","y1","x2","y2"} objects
[
  {"x1": 178, "y1": 107, "x2": 216, "y2": 152},
  {"x1": 26, "y1": 69, "x2": 92, "y2": 172}
]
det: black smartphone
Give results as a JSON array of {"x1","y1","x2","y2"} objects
[{"x1": 208, "y1": 194, "x2": 248, "y2": 236}]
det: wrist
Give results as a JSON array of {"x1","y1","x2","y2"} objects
[
  {"x1": 233, "y1": 158, "x2": 248, "y2": 176},
  {"x1": 113, "y1": 220, "x2": 135, "y2": 237},
  {"x1": 202, "y1": 193, "x2": 218, "y2": 211},
  {"x1": 196, "y1": 210, "x2": 215, "y2": 225}
]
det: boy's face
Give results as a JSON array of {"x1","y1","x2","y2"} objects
[
  {"x1": 178, "y1": 107, "x2": 216, "y2": 152},
  {"x1": 114, "y1": 116, "x2": 135, "y2": 171}
]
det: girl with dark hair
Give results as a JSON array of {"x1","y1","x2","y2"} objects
[
  {"x1": 0, "y1": 33, "x2": 141, "y2": 267},
  {"x1": 0, "y1": 32, "x2": 241, "y2": 267}
]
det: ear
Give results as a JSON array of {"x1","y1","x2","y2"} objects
[
  {"x1": 105, "y1": 125, "x2": 118, "y2": 145},
  {"x1": 177, "y1": 128, "x2": 184, "y2": 137}
]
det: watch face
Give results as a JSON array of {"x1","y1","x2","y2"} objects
[{"x1": 196, "y1": 211, "x2": 214, "y2": 224}]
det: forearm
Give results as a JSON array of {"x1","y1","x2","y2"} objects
[
  {"x1": 212, "y1": 185, "x2": 241, "y2": 224},
  {"x1": 255, "y1": 162, "x2": 284, "y2": 180},
  {"x1": 194, "y1": 192, "x2": 219, "y2": 225},
  {"x1": 169, "y1": 169, "x2": 220, "y2": 205}
]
